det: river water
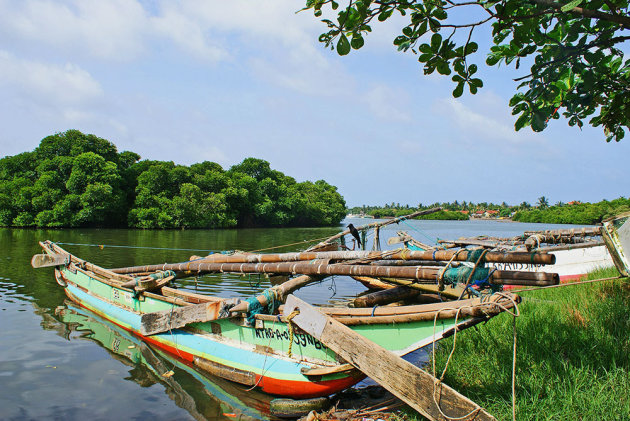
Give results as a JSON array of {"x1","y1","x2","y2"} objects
[{"x1": 0, "y1": 218, "x2": 591, "y2": 420}]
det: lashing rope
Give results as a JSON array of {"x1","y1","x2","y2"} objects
[
  {"x1": 286, "y1": 309, "x2": 300, "y2": 358},
  {"x1": 431, "y1": 292, "x2": 520, "y2": 421}
]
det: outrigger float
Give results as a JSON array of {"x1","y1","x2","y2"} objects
[{"x1": 31, "y1": 211, "x2": 630, "y2": 420}]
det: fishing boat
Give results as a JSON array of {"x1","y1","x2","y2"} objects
[{"x1": 33, "y1": 239, "x2": 539, "y2": 399}]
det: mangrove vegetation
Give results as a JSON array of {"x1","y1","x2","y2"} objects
[
  {"x1": 350, "y1": 198, "x2": 630, "y2": 225},
  {"x1": 0, "y1": 130, "x2": 347, "y2": 229}
]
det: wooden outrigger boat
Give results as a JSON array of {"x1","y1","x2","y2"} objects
[
  {"x1": 33, "y1": 239, "x2": 545, "y2": 400},
  {"x1": 388, "y1": 226, "x2": 615, "y2": 283}
]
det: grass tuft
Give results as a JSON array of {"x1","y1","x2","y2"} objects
[{"x1": 420, "y1": 268, "x2": 630, "y2": 420}]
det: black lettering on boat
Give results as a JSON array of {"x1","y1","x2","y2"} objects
[
  {"x1": 255, "y1": 329, "x2": 263, "y2": 339},
  {"x1": 300, "y1": 334, "x2": 308, "y2": 347},
  {"x1": 306, "y1": 335, "x2": 314, "y2": 345},
  {"x1": 314, "y1": 339, "x2": 322, "y2": 350}
]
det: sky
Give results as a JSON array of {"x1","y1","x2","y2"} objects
[{"x1": 0, "y1": 0, "x2": 628, "y2": 208}]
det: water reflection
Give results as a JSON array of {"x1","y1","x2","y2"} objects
[{"x1": 52, "y1": 302, "x2": 274, "y2": 421}]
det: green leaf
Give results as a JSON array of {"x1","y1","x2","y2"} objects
[
  {"x1": 531, "y1": 112, "x2": 547, "y2": 132},
  {"x1": 453, "y1": 82, "x2": 464, "y2": 98},
  {"x1": 561, "y1": 0, "x2": 583, "y2": 12},
  {"x1": 428, "y1": 18, "x2": 441, "y2": 32},
  {"x1": 418, "y1": 21, "x2": 428, "y2": 36},
  {"x1": 470, "y1": 78, "x2": 483, "y2": 88},
  {"x1": 418, "y1": 43, "x2": 432, "y2": 54},
  {"x1": 431, "y1": 34, "x2": 442, "y2": 51},
  {"x1": 464, "y1": 42, "x2": 478, "y2": 55},
  {"x1": 433, "y1": 8, "x2": 447, "y2": 20},
  {"x1": 436, "y1": 61, "x2": 451, "y2": 75},
  {"x1": 514, "y1": 113, "x2": 530, "y2": 131},
  {"x1": 378, "y1": 9, "x2": 393, "y2": 21},
  {"x1": 351, "y1": 33, "x2": 364, "y2": 49},
  {"x1": 486, "y1": 54, "x2": 501, "y2": 66},
  {"x1": 337, "y1": 34, "x2": 351, "y2": 55},
  {"x1": 468, "y1": 64, "x2": 478, "y2": 75}
]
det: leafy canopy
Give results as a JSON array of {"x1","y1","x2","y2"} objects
[
  {"x1": 0, "y1": 130, "x2": 347, "y2": 229},
  {"x1": 303, "y1": 0, "x2": 630, "y2": 141}
]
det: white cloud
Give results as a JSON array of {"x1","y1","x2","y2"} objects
[
  {"x1": 150, "y1": 4, "x2": 228, "y2": 62},
  {"x1": 0, "y1": 0, "x2": 149, "y2": 60},
  {"x1": 362, "y1": 84, "x2": 411, "y2": 122},
  {"x1": 435, "y1": 92, "x2": 547, "y2": 146},
  {"x1": 0, "y1": 0, "x2": 322, "y2": 62},
  {"x1": 0, "y1": 50, "x2": 103, "y2": 105},
  {"x1": 0, "y1": 0, "x2": 348, "y2": 94}
]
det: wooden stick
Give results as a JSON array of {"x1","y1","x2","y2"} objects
[
  {"x1": 354, "y1": 276, "x2": 465, "y2": 300},
  {"x1": 353, "y1": 286, "x2": 423, "y2": 307}
]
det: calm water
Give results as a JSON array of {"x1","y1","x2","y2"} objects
[{"x1": 0, "y1": 218, "x2": 591, "y2": 420}]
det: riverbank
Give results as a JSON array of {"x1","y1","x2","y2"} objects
[{"x1": 418, "y1": 267, "x2": 630, "y2": 420}]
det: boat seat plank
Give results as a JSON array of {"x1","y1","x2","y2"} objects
[{"x1": 161, "y1": 287, "x2": 222, "y2": 303}]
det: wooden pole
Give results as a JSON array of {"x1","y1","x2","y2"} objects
[
  {"x1": 523, "y1": 227, "x2": 601, "y2": 237},
  {"x1": 353, "y1": 286, "x2": 423, "y2": 307},
  {"x1": 110, "y1": 260, "x2": 558, "y2": 286},
  {"x1": 110, "y1": 248, "x2": 555, "y2": 274}
]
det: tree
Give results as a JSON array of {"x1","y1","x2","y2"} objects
[
  {"x1": 304, "y1": 0, "x2": 630, "y2": 141},
  {"x1": 537, "y1": 195, "x2": 550, "y2": 208}
]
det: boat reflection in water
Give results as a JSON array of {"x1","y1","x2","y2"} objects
[{"x1": 54, "y1": 302, "x2": 274, "y2": 421}]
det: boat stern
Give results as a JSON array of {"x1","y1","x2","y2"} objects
[{"x1": 602, "y1": 212, "x2": 630, "y2": 276}]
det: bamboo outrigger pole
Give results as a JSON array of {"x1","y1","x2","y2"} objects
[
  {"x1": 110, "y1": 248, "x2": 555, "y2": 274},
  {"x1": 110, "y1": 260, "x2": 558, "y2": 285}
]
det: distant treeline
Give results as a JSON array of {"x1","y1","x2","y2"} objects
[
  {"x1": 369, "y1": 208, "x2": 468, "y2": 220},
  {"x1": 512, "y1": 198, "x2": 630, "y2": 225},
  {"x1": 350, "y1": 197, "x2": 630, "y2": 224},
  {"x1": 0, "y1": 130, "x2": 346, "y2": 229}
]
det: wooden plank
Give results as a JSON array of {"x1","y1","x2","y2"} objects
[
  {"x1": 31, "y1": 253, "x2": 69, "y2": 268},
  {"x1": 161, "y1": 286, "x2": 222, "y2": 303},
  {"x1": 140, "y1": 299, "x2": 238, "y2": 336},
  {"x1": 283, "y1": 295, "x2": 495, "y2": 421}
]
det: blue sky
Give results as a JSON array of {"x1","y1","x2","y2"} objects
[{"x1": 0, "y1": 0, "x2": 627, "y2": 207}]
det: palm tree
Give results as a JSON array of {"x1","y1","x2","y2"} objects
[{"x1": 537, "y1": 196, "x2": 550, "y2": 209}]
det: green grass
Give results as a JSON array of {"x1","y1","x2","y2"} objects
[{"x1": 419, "y1": 268, "x2": 630, "y2": 421}]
